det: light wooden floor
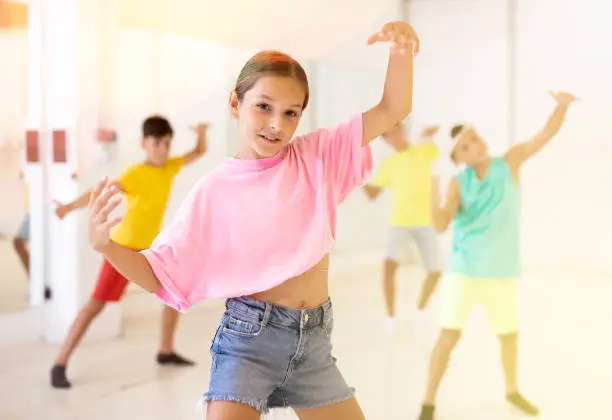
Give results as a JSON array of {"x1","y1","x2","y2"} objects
[{"x1": 0, "y1": 250, "x2": 610, "y2": 420}]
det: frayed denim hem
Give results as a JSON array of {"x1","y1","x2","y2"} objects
[
  {"x1": 198, "y1": 394, "x2": 269, "y2": 415},
  {"x1": 289, "y1": 387, "x2": 356, "y2": 411}
]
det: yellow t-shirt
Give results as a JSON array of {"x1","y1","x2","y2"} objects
[
  {"x1": 373, "y1": 142, "x2": 439, "y2": 227},
  {"x1": 111, "y1": 157, "x2": 184, "y2": 250}
]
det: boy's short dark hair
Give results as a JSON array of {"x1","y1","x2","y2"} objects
[
  {"x1": 142, "y1": 116, "x2": 173, "y2": 139},
  {"x1": 450, "y1": 124, "x2": 464, "y2": 139}
]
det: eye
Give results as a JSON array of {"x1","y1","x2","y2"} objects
[
  {"x1": 285, "y1": 110, "x2": 299, "y2": 118},
  {"x1": 256, "y1": 103, "x2": 271, "y2": 112}
]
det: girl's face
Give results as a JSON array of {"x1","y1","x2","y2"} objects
[{"x1": 230, "y1": 76, "x2": 306, "y2": 159}]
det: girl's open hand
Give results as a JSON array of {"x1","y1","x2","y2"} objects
[{"x1": 367, "y1": 21, "x2": 420, "y2": 56}]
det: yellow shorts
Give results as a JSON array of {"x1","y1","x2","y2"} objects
[{"x1": 439, "y1": 273, "x2": 518, "y2": 335}]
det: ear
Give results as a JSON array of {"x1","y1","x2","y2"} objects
[{"x1": 228, "y1": 91, "x2": 240, "y2": 119}]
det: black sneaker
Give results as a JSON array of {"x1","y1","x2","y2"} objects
[
  {"x1": 156, "y1": 352, "x2": 195, "y2": 366},
  {"x1": 418, "y1": 404, "x2": 435, "y2": 420},
  {"x1": 507, "y1": 392, "x2": 539, "y2": 416},
  {"x1": 50, "y1": 364, "x2": 71, "y2": 389}
]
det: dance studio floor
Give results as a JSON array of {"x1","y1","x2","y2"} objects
[{"x1": 1, "y1": 250, "x2": 611, "y2": 420}]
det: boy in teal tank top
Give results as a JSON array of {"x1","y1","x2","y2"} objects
[{"x1": 418, "y1": 91, "x2": 578, "y2": 420}]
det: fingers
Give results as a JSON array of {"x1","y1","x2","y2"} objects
[
  {"x1": 550, "y1": 91, "x2": 579, "y2": 105},
  {"x1": 368, "y1": 30, "x2": 413, "y2": 50},
  {"x1": 368, "y1": 23, "x2": 420, "y2": 56},
  {"x1": 102, "y1": 216, "x2": 122, "y2": 232},
  {"x1": 98, "y1": 196, "x2": 122, "y2": 222},
  {"x1": 564, "y1": 92, "x2": 579, "y2": 101},
  {"x1": 423, "y1": 125, "x2": 440, "y2": 136},
  {"x1": 190, "y1": 123, "x2": 210, "y2": 133},
  {"x1": 91, "y1": 181, "x2": 121, "y2": 221},
  {"x1": 412, "y1": 35, "x2": 421, "y2": 55},
  {"x1": 401, "y1": 27, "x2": 420, "y2": 55},
  {"x1": 89, "y1": 178, "x2": 107, "y2": 208},
  {"x1": 394, "y1": 34, "x2": 408, "y2": 54},
  {"x1": 367, "y1": 31, "x2": 388, "y2": 45},
  {"x1": 52, "y1": 200, "x2": 65, "y2": 218},
  {"x1": 367, "y1": 21, "x2": 395, "y2": 45}
]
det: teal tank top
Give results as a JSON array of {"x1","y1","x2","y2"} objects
[{"x1": 449, "y1": 157, "x2": 520, "y2": 278}]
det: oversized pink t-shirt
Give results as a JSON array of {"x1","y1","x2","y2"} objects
[{"x1": 141, "y1": 115, "x2": 372, "y2": 312}]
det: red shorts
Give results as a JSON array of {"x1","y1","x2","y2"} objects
[{"x1": 91, "y1": 259, "x2": 130, "y2": 302}]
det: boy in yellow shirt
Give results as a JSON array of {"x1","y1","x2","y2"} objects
[
  {"x1": 50, "y1": 116, "x2": 208, "y2": 388},
  {"x1": 363, "y1": 121, "x2": 442, "y2": 326}
]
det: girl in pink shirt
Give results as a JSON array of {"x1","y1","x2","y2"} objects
[{"x1": 89, "y1": 21, "x2": 419, "y2": 420}]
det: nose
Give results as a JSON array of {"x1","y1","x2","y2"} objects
[{"x1": 269, "y1": 115, "x2": 281, "y2": 132}]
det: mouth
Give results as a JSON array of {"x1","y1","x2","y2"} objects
[{"x1": 258, "y1": 134, "x2": 281, "y2": 144}]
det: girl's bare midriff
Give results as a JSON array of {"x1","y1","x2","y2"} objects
[{"x1": 249, "y1": 254, "x2": 330, "y2": 309}]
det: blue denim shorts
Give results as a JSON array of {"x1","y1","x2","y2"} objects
[
  {"x1": 202, "y1": 296, "x2": 355, "y2": 413},
  {"x1": 16, "y1": 213, "x2": 30, "y2": 242}
]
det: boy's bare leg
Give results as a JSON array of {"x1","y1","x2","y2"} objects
[
  {"x1": 500, "y1": 332, "x2": 539, "y2": 415},
  {"x1": 51, "y1": 299, "x2": 106, "y2": 388},
  {"x1": 157, "y1": 305, "x2": 195, "y2": 366},
  {"x1": 383, "y1": 259, "x2": 399, "y2": 318},
  {"x1": 417, "y1": 271, "x2": 441, "y2": 310},
  {"x1": 12, "y1": 237, "x2": 29, "y2": 275},
  {"x1": 418, "y1": 329, "x2": 462, "y2": 420}
]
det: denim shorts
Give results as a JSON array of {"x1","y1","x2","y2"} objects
[
  {"x1": 16, "y1": 213, "x2": 30, "y2": 242},
  {"x1": 202, "y1": 296, "x2": 355, "y2": 413}
]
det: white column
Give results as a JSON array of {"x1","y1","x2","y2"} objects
[
  {"x1": 24, "y1": 0, "x2": 47, "y2": 309},
  {"x1": 26, "y1": 0, "x2": 121, "y2": 342}
]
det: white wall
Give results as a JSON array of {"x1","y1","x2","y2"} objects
[
  {"x1": 106, "y1": 29, "x2": 234, "y2": 220},
  {"x1": 317, "y1": 0, "x2": 510, "y2": 253},
  {"x1": 406, "y1": 0, "x2": 510, "y2": 154},
  {"x1": 403, "y1": 0, "x2": 612, "y2": 274},
  {"x1": 516, "y1": 0, "x2": 612, "y2": 273},
  {"x1": 309, "y1": 1, "x2": 402, "y2": 253},
  {"x1": 0, "y1": 29, "x2": 28, "y2": 236},
  {"x1": 313, "y1": 62, "x2": 393, "y2": 252}
]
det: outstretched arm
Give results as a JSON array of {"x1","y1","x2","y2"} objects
[
  {"x1": 182, "y1": 123, "x2": 208, "y2": 166},
  {"x1": 419, "y1": 125, "x2": 440, "y2": 143},
  {"x1": 505, "y1": 91, "x2": 578, "y2": 169},
  {"x1": 362, "y1": 21, "x2": 419, "y2": 146},
  {"x1": 54, "y1": 181, "x2": 123, "y2": 220},
  {"x1": 432, "y1": 177, "x2": 460, "y2": 233}
]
